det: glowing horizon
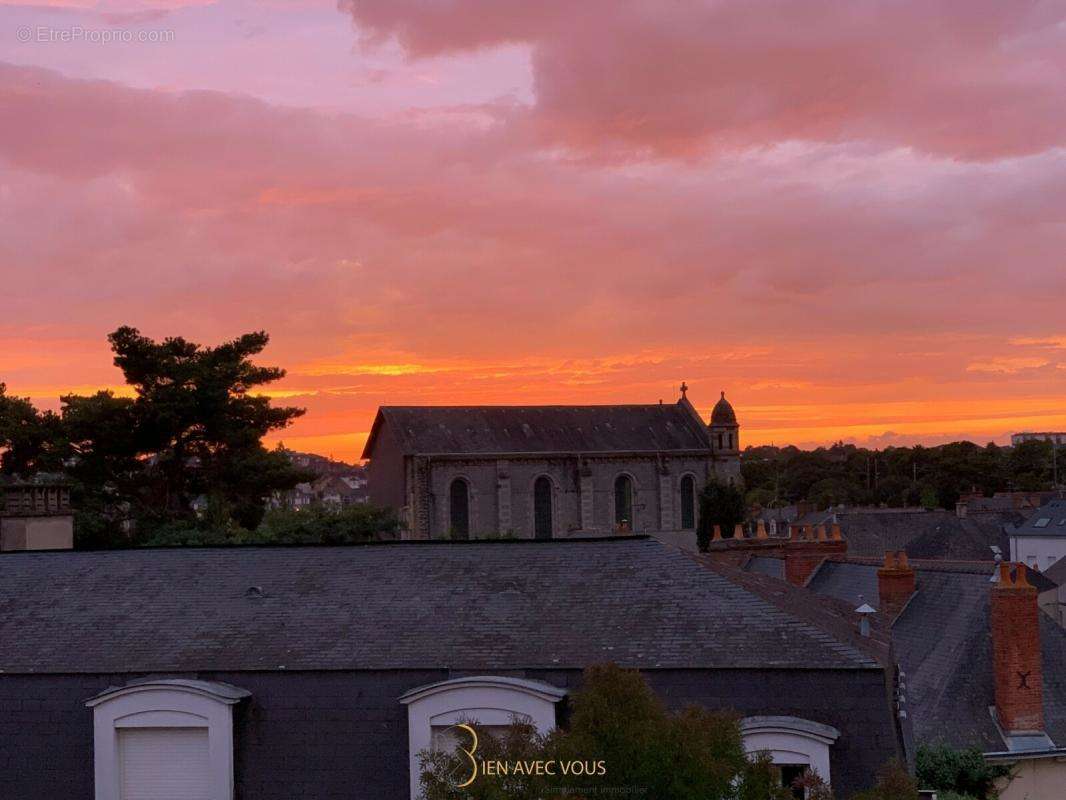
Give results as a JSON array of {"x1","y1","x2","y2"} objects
[{"x1": 2, "y1": 1, "x2": 1064, "y2": 463}]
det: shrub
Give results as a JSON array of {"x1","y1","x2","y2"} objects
[
  {"x1": 419, "y1": 663, "x2": 797, "y2": 800},
  {"x1": 916, "y1": 744, "x2": 1010, "y2": 800}
]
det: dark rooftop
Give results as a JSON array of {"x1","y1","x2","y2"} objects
[
  {"x1": 362, "y1": 402, "x2": 712, "y2": 458},
  {"x1": 805, "y1": 559, "x2": 1066, "y2": 750},
  {"x1": 796, "y1": 508, "x2": 1018, "y2": 561},
  {"x1": 0, "y1": 538, "x2": 881, "y2": 675},
  {"x1": 1011, "y1": 500, "x2": 1066, "y2": 538}
]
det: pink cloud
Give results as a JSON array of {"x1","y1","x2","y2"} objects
[
  {"x1": 0, "y1": 60, "x2": 1065, "y2": 459},
  {"x1": 344, "y1": 0, "x2": 1066, "y2": 160}
]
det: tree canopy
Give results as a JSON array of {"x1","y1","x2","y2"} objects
[
  {"x1": 0, "y1": 327, "x2": 312, "y2": 544},
  {"x1": 742, "y1": 439, "x2": 1060, "y2": 511},
  {"x1": 697, "y1": 480, "x2": 747, "y2": 551}
]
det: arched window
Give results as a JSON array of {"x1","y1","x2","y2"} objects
[
  {"x1": 449, "y1": 479, "x2": 470, "y2": 539},
  {"x1": 534, "y1": 476, "x2": 553, "y2": 540},
  {"x1": 614, "y1": 475, "x2": 634, "y2": 530},
  {"x1": 680, "y1": 475, "x2": 696, "y2": 530}
]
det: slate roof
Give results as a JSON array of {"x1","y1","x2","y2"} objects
[
  {"x1": 1011, "y1": 500, "x2": 1066, "y2": 538},
  {"x1": 800, "y1": 508, "x2": 1018, "y2": 561},
  {"x1": 806, "y1": 560, "x2": 1066, "y2": 750},
  {"x1": 362, "y1": 403, "x2": 712, "y2": 458},
  {"x1": 690, "y1": 554, "x2": 893, "y2": 668},
  {"x1": 0, "y1": 538, "x2": 881, "y2": 675}
]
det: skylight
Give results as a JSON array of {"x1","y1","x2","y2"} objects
[{"x1": 1034, "y1": 518, "x2": 1051, "y2": 528}]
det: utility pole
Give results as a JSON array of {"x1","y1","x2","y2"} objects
[{"x1": 1054, "y1": 439, "x2": 1059, "y2": 492}]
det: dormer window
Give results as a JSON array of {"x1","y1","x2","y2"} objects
[
  {"x1": 85, "y1": 679, "x2": 249, "y2": 800},
  {"x1": 399, "y1": 676, "x2": 566, "y2": 800},
  {"x1": 741, "y1": 716, "x2": 840, "y2": 792}
]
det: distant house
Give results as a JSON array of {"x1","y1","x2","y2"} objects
[
  {"x1": 0, "y1": 538, "x2": 904, "y2": 798},
  {"x1": 311, "y1": 474, "x2": 368, "y2": 507},
  {"x1": 1012, "y1": 432, "x2": 1066, "y2": 446},
  {"x1": 1009, "y1": 500, "x2": 1066, "y2": 572},
  {"x1": 705, "y1": 531, "x2": 1066, "y2": 798},
  {"x1": 362, "y1": 386, "x2": 742, "y2": 539}
]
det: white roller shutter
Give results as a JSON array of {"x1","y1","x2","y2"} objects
[{"x1": 118, "y1": 727, "x2": 211, "y2": 800}]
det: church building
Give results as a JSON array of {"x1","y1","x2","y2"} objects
[{"x1": 362, "y1": 386, "x2": 741, "y2": 538}]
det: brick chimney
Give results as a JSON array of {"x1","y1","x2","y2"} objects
[
  {"x1": 701, "y1": 520, "x2": 846, "y2": 581},
  {"x1": 782, "y1": 523, "x2": 847, "y2": 587},
  {"x1": 991, "y1": 562, "x2": 1044, "y2": 734},
  {"x1": 0, "y1": 484, "x2": 74, "y2": 551},
  {"x1": 877, "y1": 551, "x2": 916, "y2": 619}
]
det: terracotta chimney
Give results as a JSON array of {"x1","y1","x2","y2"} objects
[
  {"x1": 991, "y1": 562, "x2": 1044, "y2": 734},
  {"x1": 877, "y1": 550, "x2": 916, "y2": 620},
  {"x1": 783, "y1": 530, "x2": 847, "y2": 587}
]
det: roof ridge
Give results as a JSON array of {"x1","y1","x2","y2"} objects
[{"x1": 0, "y1": 535, "x2": 657, "y2": 555}]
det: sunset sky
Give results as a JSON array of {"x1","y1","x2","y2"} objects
[{"x1": 1, "y1": 0, "x2": 1065, "y2": 462}]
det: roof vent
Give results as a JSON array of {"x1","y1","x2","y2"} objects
[{"x1": 245, "y1": 586, "x2": 266, "y2": 599}]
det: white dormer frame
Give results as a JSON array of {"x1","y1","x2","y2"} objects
[
  {"x1": 85, "y1": 678, "x2": 250, "y2": 800},
  {"x1": 740, "y1": 715, "x2": 841, "y2": 784},
  {"x1": 399, "y1": 676, "x2": 567, "y2": 800}
]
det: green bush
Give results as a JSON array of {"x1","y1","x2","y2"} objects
[
  {"x1": 916, "y1": 744, "x2": 1010, "y2": 800},
  {"x1": 141, "y1": 503, "x2": 399, "y2": 546},
  {"x1": 418, "y1": 664, "x2": 795, "y2": 800}
]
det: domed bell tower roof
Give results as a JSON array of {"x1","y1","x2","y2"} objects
[{"x1": 711, "y1": 391, "x2": 737, "y2": 426}]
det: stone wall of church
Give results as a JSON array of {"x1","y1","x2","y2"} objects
[{"x1": 421, "y1": 455, "x2": 728, "y2": 539}]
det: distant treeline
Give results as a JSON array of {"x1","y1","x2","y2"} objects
[{"x1": 741, "y1": 439, "x2": 1061, "y2": 510}]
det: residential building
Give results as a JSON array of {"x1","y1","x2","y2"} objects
[
  {"x1": 1012, "y1": 432, "x2": 1066, "y2": 446},
  {"x1": 362, "y1": 385, "x2": 741, "y2": 539},
  {"x1": 0, "y1": 537, "x2": 904, "y2": 798},
  {"x1": 704, "y1": 529, "x2": 1066, "y2": 797},
  {"x1": 1009, "y1": 500, "x2": 1066, "y2": 572}
]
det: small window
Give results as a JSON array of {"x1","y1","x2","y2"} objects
[
  {"x1": 449, "y1": 479, "x2": 470, "y2": 539},
  {"x1": 1035, "y1": 518, "x2": 1051, "y2": 528},
  {"x1": 534, "y1": 476, "x2": 553, "y2": 540},
  {"x1": 680, "y1": 476, "x2": 696, "y2": 530},
  {"x1": 779, "y1": 764, "x2": 807, "y2": 799},
  {"x1": 614, "y1": 475, "x2": 634, "y2": 529}
]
